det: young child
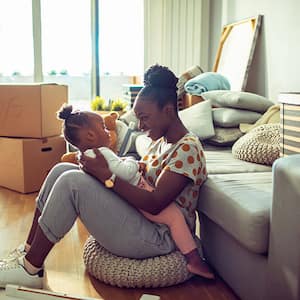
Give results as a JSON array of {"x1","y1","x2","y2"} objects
[{"x1": 58, "y1": 104, "x2": 214, "y2": 279}]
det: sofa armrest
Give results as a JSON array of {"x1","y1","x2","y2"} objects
[{"x1": 266, "y1": 155, "x2": 300, "y2": 300}]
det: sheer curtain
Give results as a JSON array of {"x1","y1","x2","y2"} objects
[{"x1": 144, "y1": 0, "x2": 209, "y2": 76}]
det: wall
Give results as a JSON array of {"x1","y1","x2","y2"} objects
[{"x1": 208, "y1": 0, "x2": 300, "y2": 102}]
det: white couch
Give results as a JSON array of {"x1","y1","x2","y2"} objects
[
  {"x1": 134, "y1": 134, "x2": 300, "y2": 300},
  {"x1": 198, "y1": 144, "x2": 300, "y2": 300}
]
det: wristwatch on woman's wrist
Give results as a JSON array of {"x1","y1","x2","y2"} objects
[{"x1": 104, "y1": 174, "x2": 116, "y2": 188}]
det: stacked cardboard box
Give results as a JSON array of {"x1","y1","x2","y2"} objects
[
  {"x1": 122, "y1": 84, "x2": 143, "y2": 108},
  {"x1": 0, "y1": 83, "x2": 68, "y2": 193},
  {"x1": 178, "y1": 93, "x2": 204, "y2": 110}
]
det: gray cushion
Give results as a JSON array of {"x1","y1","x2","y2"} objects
[
  {"x1": 204, "y1": 147, "x2": 272, "y2": 174},
  {"x1": 201, "y1": 90, "x2": 274, "y2": 113},
  {"x1": 198, "y1": 172, "x2": 272, "y2": 254},
  {"x1": 179, "y1": 100, "x2": 215, "y2": 140},
  {"x1": 212, "y1": 107, "x2": 262, "y2": 128}
]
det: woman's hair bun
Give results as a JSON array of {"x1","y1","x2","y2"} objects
[
  {"x1": 57, "y1": 104, "x2": 73, "y2": 120},
  {"x1": 144, "y1": 64, "x2": 178, "y2": 90}
]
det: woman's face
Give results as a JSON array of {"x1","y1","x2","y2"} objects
[{"x1": 133, "y1": 97, "x2": 170, "y2": 141}]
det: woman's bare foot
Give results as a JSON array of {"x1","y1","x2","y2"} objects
[
  {"x1": 185, "y1": 249, "x2": 215, "y2": 279},
  {"x1": 187, "y1": 259, "x2": 215, "y2": 279}
]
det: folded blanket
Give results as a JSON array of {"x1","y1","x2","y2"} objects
[
  {"x1": 184, "y1": 72, "x2": 231, "y2": 96},
  {"x1": 239, "y1": 104, "x2": 280, "y2": 133},
  {"x1": 177, "y1": 65, "x2": 204, "y2": 98}
]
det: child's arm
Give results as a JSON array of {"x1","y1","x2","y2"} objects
[{"x1": 84, "y1": 148, "x2": 140, "y2": 185}]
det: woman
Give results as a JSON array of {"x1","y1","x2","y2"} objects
[{"x1": 0, "y1": 64, "x2": 213, "y2": 288}]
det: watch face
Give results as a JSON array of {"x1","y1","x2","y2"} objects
[{"x1": 105, "y1": 179, "x2": 114, "y2": 188}]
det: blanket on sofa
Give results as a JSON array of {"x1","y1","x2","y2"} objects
[
  {"x1": 239, "y1": 104, "x2": 280, "y2": 133},
  {"x1": 184, "y1": 72, "x2": 230, "y2": 96}
]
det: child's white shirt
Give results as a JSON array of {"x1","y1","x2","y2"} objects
[{"x1": 84, "y1": 148, "x2": 140, "y2": 185}]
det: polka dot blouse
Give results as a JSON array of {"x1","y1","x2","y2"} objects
[{"x1": 142, "y1": 132, "x2": 207, "y2": 231}]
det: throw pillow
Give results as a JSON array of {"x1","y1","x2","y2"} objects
[
  {"x1": 206, "y1": 127, "x2": 244, "y2": 147},
  {"x1": 179, "y1": 100, "x2": 215, "y2": 140},
  {"x1": 212, "y1": 107, "x2": 262, "y2": 128},
  {"x1": 201, "y1": 90, "x2": 274, "y2": 113},
  {"x1": 232, "y1": 123, "x2": 280, "y2": 165}
]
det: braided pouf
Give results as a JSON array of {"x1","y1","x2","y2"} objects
[
  {"x1": 83, "y1": 236, "x2": 194, "y2": 288},
  {"x1": 232, "y1": 123, "x2": 280, "y2": 165}
]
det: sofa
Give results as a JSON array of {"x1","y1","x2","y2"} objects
[
  {"x1": 132, "y1": 131, "x2": 300, "y2": 300},
  {"x1": 121, "y1": 91, "x2": 299, "y2": 299},
  {"x1": 197, "y1": 144, "x2": 300, "y2": 300}
]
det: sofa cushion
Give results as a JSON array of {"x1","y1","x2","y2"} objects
[
  {"x1": 212, "y1": 107, "x2": 262, "y2": 128},
  {"x1": 204, "y1": 146, "x2": 272, "y2": 174},
  {"x1": 198, "y1": 172, "x2": 272, "y2": 254},
  {"x1": 178, "y1": 100, "x2": 215, "y2": 140},
  {"x1": 201, "y1": 90, "x2": 274, "y2": 113}
]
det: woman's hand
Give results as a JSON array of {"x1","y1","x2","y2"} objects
[{"x1": 79, "y1": 148, "x2": 112, "y2": 183}]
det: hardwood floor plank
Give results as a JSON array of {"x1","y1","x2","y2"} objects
[{"x1": 0, "y1": 186, "x2": 239, "y2": 300}]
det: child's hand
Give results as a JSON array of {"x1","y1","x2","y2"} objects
[
  {"x1": 84, "y1": 149, "x2": 97, "y2": 158},
  {"x1": 138, "y1": 162, "x2": 147, "y2": 175}
]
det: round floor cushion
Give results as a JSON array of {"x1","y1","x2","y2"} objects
[
  {"x1": 232, "y1": 123, "x2": 280, "y2": 165},
  {"x1": 83, "y1": 236, "x2": 195, "y2": 288}
]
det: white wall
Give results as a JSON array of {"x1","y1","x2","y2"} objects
[{"x1": 208, "y1": 0, "x2": 300, "y2": 102}]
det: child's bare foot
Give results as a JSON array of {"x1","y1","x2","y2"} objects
[
  {"x1": 187, "y1": 259, "x2": 215, "y2": 279},
  {"x1": 185, "y1": 249, "x2": 215, "y2": 279}
]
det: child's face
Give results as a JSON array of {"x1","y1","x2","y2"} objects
[{"x1": 79, "y1": 112, "x2": 111, "y2": 150}]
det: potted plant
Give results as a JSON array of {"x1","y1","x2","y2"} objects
[
  {"x1": 91, "y1": 96, "x2": 128, "y2": 116},
  {"x1": 110, "y1": 98, "x2": 128, "y2": 115},
  {"x1": 90, "y1": 96, "x2": 107, "y2": 114}
]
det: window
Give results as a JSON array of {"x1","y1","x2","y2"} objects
[
  {"x1": 0, "y1": 0, "x2": 144, "y2": 109},
  {"x1": 99, "y1": 0, "x2": 144, "y2": 76},
  {"x1": 41, "y1": 0, "x2": 91, "y2": 107},
  {"x1": 0, "y1": 0, "x2": 34, "y2": 81},
  {"x1": 97, "y1": 0, "x2": 144, "y2": 102}
]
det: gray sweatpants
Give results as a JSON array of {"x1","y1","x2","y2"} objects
[{"x1": 36, "y1": 163, "x2": 175, "y2": 259}]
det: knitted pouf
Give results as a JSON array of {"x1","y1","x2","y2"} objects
[
  {"x1": 83, "y1": 236, "x2": 195, "y2": 288},
  {"x1": 232, "y1": 123, "x2": 280, "y2": 165}
]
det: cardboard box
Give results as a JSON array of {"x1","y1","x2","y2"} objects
[
  {"x1": 0, "y1": 83, "x2": 68, "y2": 138},
  {"x1": 0, "y1": 135, "x2": 66, "y2": 193},
  {"x1": 178, "y1": 94, "x2": 204, "y2": 110}
]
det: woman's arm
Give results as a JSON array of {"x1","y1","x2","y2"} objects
[
  {"x1": 114, "y1": 169, "x2": 190, "y2": 214},
  {"x1": 80, "y1": 149, "x2": 190, "y2": 214}
]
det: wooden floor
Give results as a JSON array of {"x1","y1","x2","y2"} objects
[{"x1": 0, "y1": 186, "x2": 240, "y2": 300}]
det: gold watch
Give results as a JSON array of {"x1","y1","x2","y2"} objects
[{"x1": 104, "y1": 174, "x2": 116, "y2": 188}]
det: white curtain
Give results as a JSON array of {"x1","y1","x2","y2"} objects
[{"x1": 144, "y1": 0, "x2": 209, "y2": 76}]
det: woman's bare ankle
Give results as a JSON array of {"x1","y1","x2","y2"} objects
[
  {"x1": 184, "y1": 249, "x2": 215, "y2": 279},
  {"x1": 23, "y1": 257, "x2": 42, "y2": 275},
  {"x1": 24, "y1": 243, "x2": 31, "y2": 253}
]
